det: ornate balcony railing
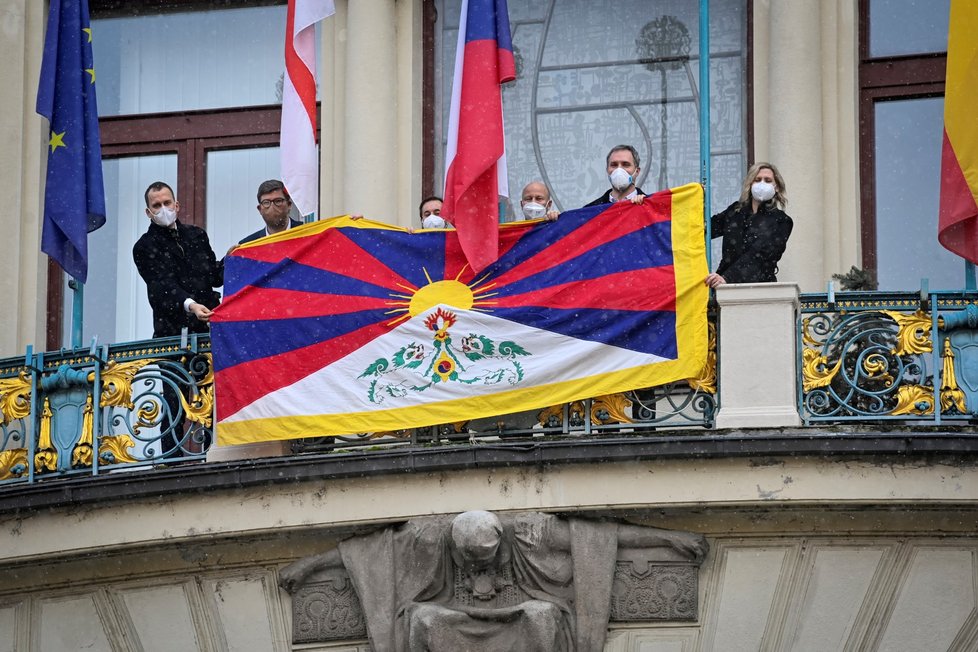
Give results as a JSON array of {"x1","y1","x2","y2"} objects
[
  {"x1": 1, "y1": 334, "x2": 214, "y2": 484},
  {"x1": 798, "y1": 290, "x2": 978, "y2": 424},
  {"x1": 1, "y1": 316, "x2": 717, "y2": 483}
]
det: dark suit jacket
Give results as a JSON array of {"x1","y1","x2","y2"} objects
[
  {"x1": 132, "y1": 221, "x2": 223, "y2": 338},
  {"x1": 584, "y1": 187, "x2": 646, "y2": 207},
  {"x1": 239, "y1": 218, "x2": 304, "y2": 244}
]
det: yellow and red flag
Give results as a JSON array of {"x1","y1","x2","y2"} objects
[{"x1": 938, "y1": 0, "x2": 978, "y2": 262}]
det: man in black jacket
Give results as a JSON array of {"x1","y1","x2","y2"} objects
[
  {"x1": 239, "y1": 179, "x2": 304, "y2": 245},
  {"x1": 132, "y1": 181, "x2": 222, "y2": 459},
  {"x1": 133, "y1": 181, "x2": 223, "y2": 338},
  {"x1": 585, "y1": 144, "x2": 646, "y2": 207}
]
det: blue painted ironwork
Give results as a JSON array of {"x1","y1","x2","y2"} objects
[
  {"x1": 798, "y1": 290, "x2": 978, "y2": 424},
  {"x1": 3, "y1": 309, "x2": 718, "y2": 479},
  {"x1": 0, "y1": 334, "x2": 214, "y2": 484}
]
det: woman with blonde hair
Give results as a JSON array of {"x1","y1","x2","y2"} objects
[{"x1": 704, "y1": 162, "x2": 793, "y2": 287}]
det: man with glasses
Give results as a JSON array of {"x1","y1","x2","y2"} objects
[{"x1": 240, "y1": 179, "x2": 303, "y2": 244}]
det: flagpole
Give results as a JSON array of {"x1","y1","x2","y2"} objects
[
  {"x1": 699, "y1": 0, "x2": 711, "y2": 267},
  {"x1": 69, "y1": 278, "x2": 83, "y2": 348}
]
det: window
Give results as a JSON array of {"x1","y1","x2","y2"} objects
[
  {"x1": 859, "y1": 0, "x2": 955, "y2": 291},
  {"x1": 431, "y1": 0, "x2": 749, "y2": 218},
  {"x1": 51, "y1": 1, "x2": 312, "y2": 348}
]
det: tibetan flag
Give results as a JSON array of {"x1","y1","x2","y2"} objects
[
  {"x1": 211, "y1": 183, "x2": 708, "y2": 445},
  {"x1": 36, "y1": 0, "x2": 107, "y2": 283},
  {"x1": 281, "y1": 0, "x2": 335, "y2": 218},
  {"x1": 938, "y1": 0, "x2": 978, "y2": 262},
  {"x1": 442, "y1": 0, "x2": 516, "y2": 273}
]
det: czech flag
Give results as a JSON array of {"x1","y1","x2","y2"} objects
[
  {"x1": 211, "y1": 183, "x2": 708, "y2": 444},
  {"x1": 938, "y1": 0, "x2": 978, "y2": 263},
  {"x1": 442, "y1": 0, "x2": 516, "y2": 273}
]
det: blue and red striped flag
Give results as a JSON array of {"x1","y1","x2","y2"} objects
[
  {"x1": 442, "y1": 0, "x2": 516, "y2": 273},
  {"x1": 210, "y1": 183, "x2": 708, "y2": 445},
  {"x1": 36, "y1": 0, "x2": 106, "y2": 282}
]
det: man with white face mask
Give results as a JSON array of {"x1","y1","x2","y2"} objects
[
  {"x1": 518, "y1": 181, "x2": 560, "y2": 221},
  {"x1": 132, "y1": 181, "x2": 223, "y2": 338},
  {"x1": 585, "y1": 145, "x2": 646, "y2": 207},
  {"x1": 419, "y1": 196, "x2": 450, "y2": 229}
]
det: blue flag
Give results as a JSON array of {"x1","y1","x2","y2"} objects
[{"x1": 36, "y1": 0, "x2": 106, "y2": 283}]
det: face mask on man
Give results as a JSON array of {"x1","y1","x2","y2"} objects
[
  {"x1": 422, "y1": 215, "x2": 447, "y2": 229},
  {"x1": 751, "y1": 181, "x2": 776, "y2": 203},
  {"x1": 609, "y1": 167, "x2": 633, "y2": 192},
  {"x1": 521, "y1": 201, "x2": 549, "y2": 220},
  {"x1": 151, "y1": 205, "x2": 177, "y2": 228}
]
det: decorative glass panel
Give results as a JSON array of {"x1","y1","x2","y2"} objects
[{"x1": 434, "y1": 0, "x2": 747, "y2": 217}]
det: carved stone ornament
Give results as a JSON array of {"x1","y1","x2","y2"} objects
[{"x1": 279, "y1": 510, "x2": 708, "y2": 651}]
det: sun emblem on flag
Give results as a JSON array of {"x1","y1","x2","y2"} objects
[
  {"x1": 357, "y1": 276, "x2": 532, "y2": 403},
  {"x1": 384, "y1": 267, "x2": 498, "y2": 326}
]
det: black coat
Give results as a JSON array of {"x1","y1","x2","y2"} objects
[
  {"x1": 711, "y1": 201, "x2": 793, "y2": 283},
  {"x1": 239, "y1": 218, "x2": 304, "y2": 244},
  {"x1": 133, "y1": 221, "x2": 223, "y2": 338},
  {"x1": 584, "y1": 187, "x2": 646, "y2": 208}
]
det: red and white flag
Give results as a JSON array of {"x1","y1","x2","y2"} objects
[
  {"x1": 442, "y1": 0, "x2": 515, "y2": 272},
  {"x1": 281, "y1": 0, "x2": 334, "y2": 218}
]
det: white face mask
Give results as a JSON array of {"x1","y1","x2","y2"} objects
[
  {"x1": 422, "y1": 215, "x2": 447, "y2": 229},
  {"x1": 521, "y1": 201, "x2": 548, "y2": 220},
  {"x1": 609, "y1": 167, "x2": 633, "y2": 192},
  {"x1": 751, "y1": 181, "x2": 776, "y2": 203},
  {"x1": 150, "y1": 205, "x2": 177, "y2": 228}
]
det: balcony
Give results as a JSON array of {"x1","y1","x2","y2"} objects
[{"x1": 3, "y1": 283, "x2": 977, "y2": 487}]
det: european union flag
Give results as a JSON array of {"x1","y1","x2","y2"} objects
[{"x1": 36, "y1": 0, "x2": 106, "y2": 283}]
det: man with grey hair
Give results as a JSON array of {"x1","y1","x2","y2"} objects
[
  {"x1": 585, "y1": 144, "x2": 646, "y2": 207},
  {"x1": 519, "y1": 181, "x2": 560, "y2": 221},
  {"x1": 239, "y1": 179, "x2": 303, "y2": 244}
]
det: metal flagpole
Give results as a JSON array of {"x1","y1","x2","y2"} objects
[
  {"x1": 700, "y1": 0, "x2": 711, "y2": 267},
  {"x1": 70, "y1": 278, "x2": 83, "y2": 348}
]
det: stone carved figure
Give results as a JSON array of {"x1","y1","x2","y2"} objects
[{"x1": 279, "y1": 510, "x2": 708, "y2": 651}]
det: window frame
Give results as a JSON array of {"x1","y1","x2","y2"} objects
[{"x1": 857, "y1": 0, "x2": 946, "y2": 274}]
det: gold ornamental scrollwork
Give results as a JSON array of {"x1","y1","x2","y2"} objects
[
  {"x1": 97, "y1": 359, "x2": 154, "y2": 409},
  {"x1": 0, "y1": 448, "x2": 28, "y2": 480},
  {"x1": 687, "y1": 321, "x2": 717, "y2": 394},
  {"x1": 861, "y1": 353, "x2": 894, "y2": 387},
  {"x1": 802, "y1": 348, "x2": 842, "y2": 393},
  {"x1": 72, "y1": 394, "x2": 95, "y2": 467},
  {"x1": 98, "y1": 435, "x2": 140, "y2": 464},
  {"x1": 591, "y1": 393, "x2": 633, "y2": 425},
  {"x1": 801, "y1": 317, "x2": 821, "y2": 347},
  {"x1": 537, "y1": 401, "x2": 586, "y2": 427},
  {"x1": 940, "y1": 338, "x2": 967, "y2": 414},
  {"x1": 0, "y1": 370, "x2": 31, "y2": 425},
  {"x1": 34, "y1": 398, "x2": 57, "y2": 472},
  {"x1": 181, "y1": 385, "x2": 214, "y2": 428},
  {"x1": 891, "y1": 384, "x2": 935, "y2": 416},
  {"x1": 881, "y1": 309, "x2": 932, "y2": 356}
]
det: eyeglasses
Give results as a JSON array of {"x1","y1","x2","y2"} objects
[{"x1": 259, "y1": 198, "x2": 289, "y2": 208}]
